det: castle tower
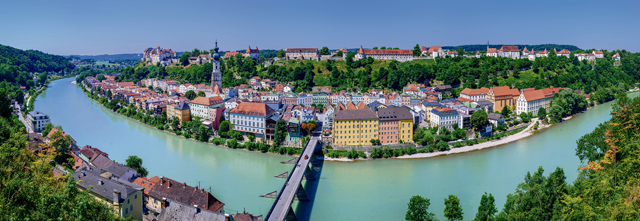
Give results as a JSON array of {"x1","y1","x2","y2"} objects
[{"x1": 211, "y1": 41, "x2": 222, "y2": 89}]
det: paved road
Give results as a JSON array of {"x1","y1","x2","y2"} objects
[
  {"x1": 16, "y1": 108, "x2": 33, "y2": 133},
  {"x1": 266, "y1": 138, "x2": 318, "y2": 221}
]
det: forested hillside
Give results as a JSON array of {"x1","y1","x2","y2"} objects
[{"x1": 0, "y1": 44, "x2": 76, "y2": 104}]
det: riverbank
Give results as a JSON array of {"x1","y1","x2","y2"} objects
[{"x1": 75, "y1": 81, "x2": 306, "y2": 158}]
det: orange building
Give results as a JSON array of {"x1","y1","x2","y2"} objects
[{"x1": 488, "y1": 86, "x2": 520, "y2": 113}]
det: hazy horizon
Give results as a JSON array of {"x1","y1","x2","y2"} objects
[{"x1": 2, "y1": 0, "x2": 638, "y2": 55}]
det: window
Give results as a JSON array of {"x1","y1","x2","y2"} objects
[
  {"x1": 127, "y1": 199, "x2": 130, "y2": 204},
  {"x1": 130, "y1": 205, "x2": 133, "y2": 212}
]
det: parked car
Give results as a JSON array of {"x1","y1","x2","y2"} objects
[{"x1": 304, "y1": 154, "x2": 308, "y2": 160}]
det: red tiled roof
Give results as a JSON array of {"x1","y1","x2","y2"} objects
[
  {"x1": 487, "y1": 48, "x2": 498, "y2": 53},
  {"x1": 523, "y1": 47, "x2": 529, "y2": 52},
  {"x1": 558, "y1": 49, "x2": 570, "y2": 54},
  {"x1": 594, "y1": 50, "x2": 603, "y2": 54},
  {"x1": 191, "y1": 96, "x2": 223, "y2": 106},
  {"x1": 133, "y1": 177, "x2": 158, "y2": 195},
  {"x1": 460, "y1": 87, "x2": 489, "y2": 96},
  {"x1": 428, "y1": 46, "x2": 441, "y2": 53},
  {"x1": 491, "y1": 86, "x2": 520, "y2": 97},
  {"x1": 224, "y1": 52, "x2": 240, "y2": 57},
  {"x1": 434, "y1": 107, "x2": 455, "y2": 112},
  {"x1": 448, "y1": 51, "x2": 458, "y2": 55},
  {"x1": 230, "y1": 102, "x2": 275, "y2": 117},
  {"x1": 362, "y1": 49, "x2": 413, "y2": 55},
  {"x1": 499, "y1": 46, "x2": 519, "y2": 52},
  {"x1": 421, "y1": 46, "x2": 427, "y2": 51}
]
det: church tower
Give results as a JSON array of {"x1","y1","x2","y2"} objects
[{"x1": 211, "y1": 41, "x2": 222, "y2": 89}]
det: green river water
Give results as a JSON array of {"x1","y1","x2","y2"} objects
[{"x1": 35, "y1": 78, "x2": 630, "y2": 220}]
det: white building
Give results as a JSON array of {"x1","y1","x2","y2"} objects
[
  {"x1": 355, "y1": 46, "x2": 414, "y2": 62},
  {"x1": 515, "y1": 88, "x2": 561, "y2": 115},
  {"x1": 245, "y1": 45, "x2": 260, "y2": 59},
  {"x1": 27, "y1": 111, "x2": 50, "y2": 133},
  {"x1": 557, "y1": 49, "x2": 571, "y2": 58},
  {"x1": 430, "y1": 108, "x2": 460, "y2": 130},
  {"x1": 460, "y1": 87, "x2": 490, "y2": 102},
  {"x1": 141, "y1": 46, "x2": 178, "y2": 66},
  {"x1": 285, "y1": 48, "x2": 318, "y2": 60},
  {"x1": 189, "y1": 97, "x2": 224, "y2": 119},
  {"x1": 498, "y1": 46, "x2": 520, "y2": 59},
  {"x1": 594, "y1": 50, "x2": 604, "y2": 59},
  {"x1": 428, "y1": 46, "x2": 444, "y2": 58}
]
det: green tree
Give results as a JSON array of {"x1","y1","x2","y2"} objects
[
  {"x1": 171, "y1": 116, "x2": 180, "y2": 130},
  {"x1": 336, "y1": 50, "x2": 343, "y2": 57},
  {"x1": 537, "y1": 107, "x2": 547, "y2": 119},
  {"x1": 405, "y1": 195, "x2": 436, "y2": 221},
  {"x1": 413, "y1": 44, "x2": 421, "y2": 57},
  {"x1": 273, "y1": 119, "x2": 288, "y2": 146},
  {"x1": 49, "y1": 130, "x2": 71, "y2": 164},
  {"x1": 456, "y1": 47, "x2": 464, "y2": 57},
  {"x1": 185, "y1": 90, "x2": 197, "y2": 100},
  {"x1": 436, "y1": 140, "x2": 450, "y2": 151},
  {"x1": 277, "y1": 49, "x2": 286, "y2": 58},
  {"x1": 125, "y1": 155, "x2": 149, "y2": 177},
  {"x1": 219, "y1": 120, "x2": 230, "y2": 137},
  {"x1": 197, "y1": 91, "x2": 206, "y2": 97},
  {"x1": 198, "y1": 125, "x2": 210, "y2": 142},
  {"x1": 42, "y1": 122, "x2": 54, "y2": 136},
  {"x1": 96, "y1": 74, "x2": 105, "y2": 81},
  {"x1": 444, "y1": 195, "x2": 463, "y2": 221},
  {"x1": 248, "y1": 133, "x2": 256, "y2": 142},
  {"x1": 320, "y1": 47, "x2": 330, "y2": 55},
  {"x1": 38, "y1": 72, "x2": 48, "y2": 85},
  {"x1": 500, "y1": 105, "x2": 510, "y2": 116},
  {"x1": 470, "y1": 109, "x2": 489, "y2": 131},
  {"x1": 474, "y1": 192, "x2": 497, "y2": 221}
]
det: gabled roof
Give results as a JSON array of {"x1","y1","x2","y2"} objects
[
  {"x1": 377, "y1": 107, "x2": 412, "y2": 121},
  {"x1": 79, "y1": 145, "x2": 108, "y2": 162},
  {"x1": 461, "y1": 87, "x2": 490, "y2": 96},
  {"x1": 361, "y1": 49, "x2": 413, "y2": 55},
  {"x1": 157, "y1": 199, "x2": 226, "y2": 221},
  {"x1": 428, "y1": 46, "x2": 441, "y2": 53},
  {"x1": 490, "y1": 86, "x2": 520, "y2": 97},
  {"x1": 499, "y1": 46, "x2": 519, "y2": 52},
  {"x1": 72, "y1": 166, "x2": 139, "y2": 203},
  {"x1": 148, "y1": 177, "x2": 224, "y2": 213},
  {"x1": 487, "y1": 48, "x2": 498, "y2": 53},
  {"x1": 230, "y1": 102, "x2": 275, "y2": 117},
  {"x1": 334, "y1": 108, "x2": 377, "y2": 120},
  {"x1": 91, "y1": 154, "x2": 114, "y2": 170},
  {"x1": 191, "y1": 96, "x2": 224, "y2": 106},
  {"x1": 175, "y1": 102, "x2": 190, "y2": 110},
  {"x1": 285, "y1": 48, "x2": 318, "y2": 53},
  {"x1": 558, "y1": 49, "x2": 570, "y2": 54}
]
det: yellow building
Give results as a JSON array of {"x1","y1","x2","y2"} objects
[
  {"x1": 377, "y1": 107, "x2": 414, "y2": 144},
  {"x1": 333, "y1": 107, "x2": 379, "y2": 146},
  {"x1": 167, "y1": 102, "x2": 190, "y2": 123}
]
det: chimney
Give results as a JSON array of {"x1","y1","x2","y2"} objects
[
  {"x1": 98, "y1": 179, "x2": 104, "y2": 185},
  {"x1": 162, "y1": 197, "x2": 167, "y2": 208},
  {"x1": 194, "y1": 205, "x2": 199, "y2": 213},
  {"x1": 113, "y1": 190, "x2": 121, "y2": 204}
]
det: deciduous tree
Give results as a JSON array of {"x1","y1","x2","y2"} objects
[
  {"x1": 126, "y1": 155, "x2": 149, "y2": 177},
  {"x1": 444, "y1": 195, "x2": 463, "y2": 221},
  {"x1": 405, "y1": 195, "x2": 436, "y2": 221}
]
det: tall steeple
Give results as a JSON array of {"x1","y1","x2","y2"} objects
[{"x1": 211, "y1": 41, "x2": 222, "y2": 89}]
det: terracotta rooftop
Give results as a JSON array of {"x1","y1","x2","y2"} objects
[
  {"x1": 558, "y1": 49, "x2": 570, "y2": 54},
  {"x1": 362, "y1": 49, "x2": 413, "y2": 55},
  {"x1": 461, "y1": 87, "x2": 490, "y2": 96},
  {"x1": 191, "y1": 96, "x2": 223, "y2": 106},
  {"x1": 224, "y1": 52, "x2": 240, "y2": 57},
  {"x1": 148, "y1": 177, "x2": 224, "y2": 213},
  {"x1": 487, "y1": 48, "x2": 498, "y2": 53},
  {"x1": 428, "y1": 46, "x2": 441, "y2": 53},
  {"x1": 499, "y1": 46, "x2": 519, "y2": 52},
  {"x1": 285, "y1": 48, "x2": 318, "y2": 53},
  {"x1": 490, "y1": 86, "x2": 520, "y2": 97},
  {"x1": 230, "y1": 102, "x2": 275, "y2": 117}
]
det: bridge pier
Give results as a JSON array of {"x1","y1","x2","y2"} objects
[
  {"x1": 284, "y1": 206, "x2": 298, "y2": 221},
  {"x1": 294, "y1": 183, "x2": 309, "y2": 201},
  {"x1": 303, "y1": 165, "x2": 316, "y2": 180}
]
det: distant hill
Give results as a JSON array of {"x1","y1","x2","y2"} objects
[
  {"x1": 67, "y1": 53, "x2": 143, "y2": 61},
  {"x1": 0, "y1": 44, "x2": 74, "y2": 73},
  {"x1": 442, "y1": 44, "x2": 582, "y2": 52}
]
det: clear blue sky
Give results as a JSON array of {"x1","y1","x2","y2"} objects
[{"x1": 1, "y1": 0, "x2": 638, "y2": 55}]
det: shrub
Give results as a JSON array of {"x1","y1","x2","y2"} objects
[{"x1": 436, "y1": 140, "x2": 450, "y2": 151}]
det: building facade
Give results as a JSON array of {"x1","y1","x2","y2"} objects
[
  {"x1": 460, "y1": 87, "x2": 490, "y2": 102},
  {"x1": 189, "y1": 96, "x2": 224, "y2": 119},
  {"x1": 27, "y1": 111, "x2": 50, "y2": 133},
  {"x1": 230, "y1": 102, "x2": 275, "y2": 137},
  {"x1": 515, "y1": 88, "x2": 561, "y2": 115},
  {"x1": 167, "y1": 102, "x2": 190, "y2": 123},
  {"x1": 332, "y1": 108, "x2": 379, "y2": 146},
  {"x1": 377, "y1": 107, "x2": 413, "y2": 144},
  {"x1": 355, "y1": 46, "x2": 414, "y2": 62},
  {"x1": 488, "y1": 86, "x2": 520, "y2": 113},
  {"x1": 430, "y1": 108, "x2": 459, "y2": 130},
  {"x1": 285, "y1": 48, "x2": 318, "y2": 60}
]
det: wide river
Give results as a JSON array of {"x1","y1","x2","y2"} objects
[{"x1": 36, "y1": 78, "x2": 627, "y2": 220}]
